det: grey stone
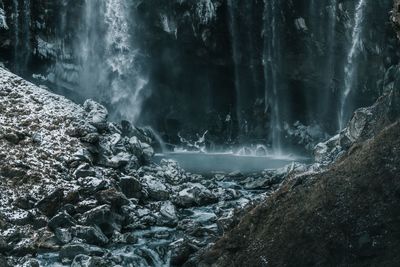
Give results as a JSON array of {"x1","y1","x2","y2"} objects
[
  {"x1": 119, "y1": 176, "x2": 142, "y2": 198},
  {"x1": 72, "y1": 225, "x2": 109, "y2": 246},
  {"x1": 48, "y1": 211, "x2": 77, "y2": 230}
]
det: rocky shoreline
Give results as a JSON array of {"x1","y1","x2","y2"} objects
[{"x1": 0, "y1": 68, "x2": 310, "y2": 266}]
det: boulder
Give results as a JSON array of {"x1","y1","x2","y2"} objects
[
  {"x1": 72, "y1": 225, "x2": 109, "y2": 246},
  {"x1": 95, "y1": 189, "x2": 130, "y2": 208},
  {"x1": 173, "y1": 183, "x2": 218, "y2": 208},
  {"x1": 83, "y1": 99, "x2": 108, "y2": 128},
  {"x1": 314, "y1": 90, "x2": 400, "y2": 164},
  {"x1": 142, "y1": 175, "x2": 170, "y2": 201},
  {"x1": 74, "y1": 164, "x2": 96, "y2": 179},
  {"x1": 48, "y1": 211, "x2": 77, "y2": 230},
  {"x1": 81, "y1": 205, "x2": 123, "y2": 235},
  {"x1": 36, "y1": 188, "x2": 64, "y2": 217},
  {"x1": 119, "y1": 176, "x2": 142, "y2": 198},
  {"x1": 54, "y1": 228, "x2": 72, "y2": 244}
]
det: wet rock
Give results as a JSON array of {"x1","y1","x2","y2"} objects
[
  {"x1": 110, "y1": 231, "x2": 138, "y2": 244},
  {"x1": 48, "y1": 211, "x2": 77, "y2": 230},
  {"x1": 314, "y1": 91, "x2": 400, "y2": 164},
  {"x1": 119, "y1": 176, "x2": 142, "y2": 198},
  {"x1": 29, "y1": 210, "x2": 49, "y2": 229},
  {"x1": 159, "y1": 201, "x2": 178, "y2": 222},
  {"x1": 78, "y1": 177, "x2": 109, "y2": 194},
  {"x1": 106, "y1": 152, "x2": 137, "y2": 169},
  {"x1": 0, "y1": 236, "x2": 11, "y2": 253},
  {"x1": 21, "y1": 258, "x2": 40, "y2": 267},
  {"x1": 74, "y1": 163, "x2": 96, "y2": 179},
  {"x1": 54, "y1": 228, "x2": 72, "y2": 244},
  {"x1": 173, "y1": 183, "x2": 218, "y2": 208},
  {"x1": 141, "y1": 142, "x2": 154, "y2": 161},
  {"x1": 36, "y1": 188, "x2": 64, "y2": 217},
  {"x1": 59, "y1": 243, "x2": 105, "y2": 261},
  {"x1": 66, "y1": 123, "x2": 98, "y2": 138},
  {"x1": 72, "y1": 225, "x2": 109, "y2": 246},
  {"x1": 83, "y1": 99, "x2": 108, "y2": 129},
  {"x1": 243, "y1": 176, "x2": 271, "y2": 190},
  {"x1": 80, "y1": 133, "x2": 100, "y2": 144},
  {"x1": 128, "y1": 136, "x2": 144, "y2": 157},
  {"x1": 71, "y1": 149, "x2": 94, "y2": 165},
  {"x1": 162, "y1": 159, "x2": 187, "y2": 185},
  {"x1": 13, "y1": 196, "x2": 35, "y2": 210},
  {"x1": 7, "y1": 210, "x2": 32, "y2": 226},
  {"x1": 170, "y1": 238, "x2": 199, "y2": 266},
  {"x1": 143, "y1": 175, "x2": 170, "y2": 201},
  {"x1": 12, "y1": 238, "x2": 37, "y2": 256},
  {"x1": 71, "y1": 255, "x2": 111, "y2": 267},
  {"x1": 81, "y1": 205, "x2": 123, "y2": 235},
  {"x1": 95, "y1": 188, "x2": 130, "y2": 208}
]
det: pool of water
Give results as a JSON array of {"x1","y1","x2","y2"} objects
[{"x1": 154, "y1": 152, "x2": 305, "y2": 173}]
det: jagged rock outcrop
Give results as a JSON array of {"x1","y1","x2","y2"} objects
[{"x1": 314, "y1": 87, "x2": 400, "y2": 164}]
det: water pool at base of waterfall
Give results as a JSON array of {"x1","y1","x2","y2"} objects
[{"x1": 153, "y1": 152, "x2": 307, "y2": 174}]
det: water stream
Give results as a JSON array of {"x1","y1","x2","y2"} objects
[{"x1": 339, "y1": 0, "x2": 367, "y2": 130}]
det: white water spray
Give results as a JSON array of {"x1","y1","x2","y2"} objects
[
  {"x1": 104, "y1": 0, "x2": 147, "y2": 122},
  {"x1": 78, "y1": 0, "x2": 147, "y2": 122}
]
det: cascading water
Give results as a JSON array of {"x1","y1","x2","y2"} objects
[
  {"x1": 78, "y1": 0, "x2": 147, "y2": 122},
  {"x1": 228, "y1": 0, "x2": 265, "y2": 142},
  {"x1": 311, "y1": 0, "x2": 338, "y2": 125},
  {"x1": 227, "y1": 0, "x2": 242, "y2": 128},
  {"x1": 263, "y1": 0, "x2": 282, "y2": 153},
  {"x1": 104, "y1": 0, "x2": 147, "y2": 122},
  {"x1": 339, "y1": 0, "x2": 367, "y2": 130},
  {"x1": 12, "y1": 0, "x2": 31, "y2": 75},
  {"x1": 323, "y1": 0, "x2": 338, "y2": 119}
]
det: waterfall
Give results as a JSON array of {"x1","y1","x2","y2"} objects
[
  {"x1": 78, "y1": 0, "x2": 147, "y2": 122},
  {"x1": 12, "y1": 0, "x2": 19, "y2": 70},
  {"x1": 104, "y1": 0, "x2": 147, "y2": 122},
  {"x1": 263, "y1": 0, "x2": 282, "y2": 153},
  {"x1": 318, "y1": 0, "x2": 338, "y2": 126},
  {"x1": 12, "y1": 0, "x2": 31, "y2": 75},
  {"x1": 228, "y1": 0, "x2": 265, "y2": 141},
  {"x1": 227, "y1": 0, "x2": 242, "y2": 129},
  {"x1": 339, "y1": 0, "x2": 367, "y2": 130}
]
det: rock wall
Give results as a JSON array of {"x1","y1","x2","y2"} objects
[{"x1": 0, "y1": 0, "x2": 398, "y2": 151}]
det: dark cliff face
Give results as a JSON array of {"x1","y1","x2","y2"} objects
[{"x1": 0, "y1": 0, "x2": 397, "y2": 151}]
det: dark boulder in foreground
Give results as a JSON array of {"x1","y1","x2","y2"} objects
[{"x1": 193, "y1": 121, "x2": 400, "y2": 267}]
